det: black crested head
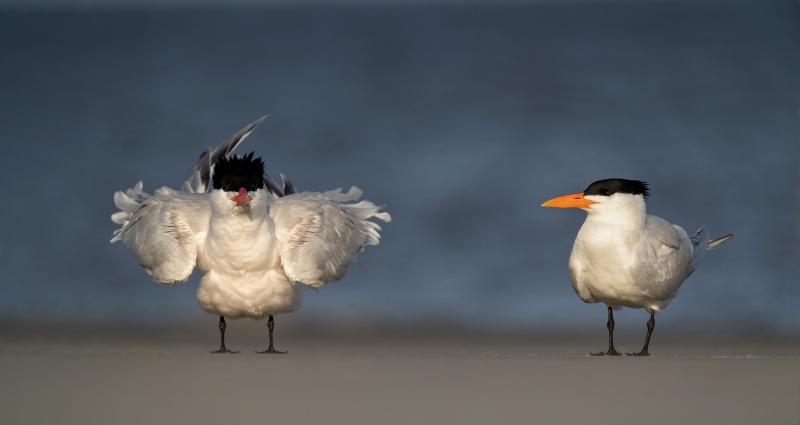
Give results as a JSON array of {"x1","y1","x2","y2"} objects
[
  {"x1": 584, "y1": 178, "x2": 650, "y2": 199},
  {"x1": 212, "y1": 152, "x2": 265, "y2": 192}
]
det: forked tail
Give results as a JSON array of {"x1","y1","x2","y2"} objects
[{"x1": 688, "y1": 227, "x2": 734, "y2": 276}]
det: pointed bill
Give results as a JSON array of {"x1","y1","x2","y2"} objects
[
  {"x1": 542, "y1": 192, "x2": 598, "y2": 209},
  {"x1": 230, "y1": 188, "x2": 253, "y2": 207}
]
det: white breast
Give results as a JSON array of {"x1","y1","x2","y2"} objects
[
  {"x1": 567, "y1": 194, "x2": 691, "y2": 312},
  {"x1": 569, "y1": 220, "x2": 645, "y2": 308},
  {"x1": 571, "y1": 221, "x2": 692, "y2": 311},
  {"x1": 195, "y1": 190, "x2": 301, "y2": 319}
]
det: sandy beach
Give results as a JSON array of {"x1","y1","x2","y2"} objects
[{"x1": 2, "y1": 330, "x2": 798, "y2": 425}]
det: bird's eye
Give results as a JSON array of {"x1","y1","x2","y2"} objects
[{"x1": 605, "y1": 189, "x2": 614, "y2": 195}]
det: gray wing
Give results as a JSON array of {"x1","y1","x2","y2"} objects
[
  {"x1": 280, "y1": 173, "x2": 297, "y2": 195},
  {"x1": 270, "y1": 188, "x2": 390, "y2": 289},
  {"x1": 263, "y1": 172, "x2": 285, "y2": 198},
  {"x1": 181, "y1": 115, "x2": 269, "y2": 193},
  {"x1": 115, "y1": 187, "x2": 211, "y2": 285},
  {"x1": 260, "y1": 172, "x2": 297, "y2": 199},
  {"x1": 627, "y1": 215, "x2": 692, "y2": 301}
]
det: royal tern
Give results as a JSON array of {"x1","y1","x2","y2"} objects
[
  {"x1": 111, "y1": 116, "x2": 391, "y2": 353},
  {"x1": 542, "y1": 178, "x2": 733, "y2": 356}
]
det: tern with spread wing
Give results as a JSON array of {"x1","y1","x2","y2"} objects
[
  {"x1": 542, "y1": 178, "x2": 733, "y2": 356},
  {"x1": 111, "y1": 116, "x2": 391, "y2": 353}
]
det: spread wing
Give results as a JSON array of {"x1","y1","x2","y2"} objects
[
  {"x1": 270, "y1": 187, "x2": 391, "y2": 289},
  {"x1": 626, "y1": 215, "x2": 692, "y2": 302},
  {"x1": 112, "y1": 187, "x2": 211, "y2": 285},
  {"x1": 111, "y1": 116, "x2": 268, "y2": 283}
]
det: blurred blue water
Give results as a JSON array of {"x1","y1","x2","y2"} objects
[{"x1": 0, "y1": 2, "x2": 797, "y2": 335}]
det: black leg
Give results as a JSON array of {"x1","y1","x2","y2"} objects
[
  {"x1": 591, "y1": 306, "x2": 621, "y2": 356},
  {"x1": 255, "y1": 315, "x2": 287, "y2": 354},
  {"x1": 210, "y1": 316, "x2": 239, "y2": 354},
  {"x1": 627, "y1": 310, "x2": 655, "y2": 356}
]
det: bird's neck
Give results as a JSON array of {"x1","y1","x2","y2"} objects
[
  {"x1": 208, "y1": 190, "x2": 270, "y2": 232},
  {"x1": 205, "y1": 194, "x2": 275, "y2": 266},
  {"x1": 583, "y1": 196, "x2": 647, "y2": 231}
]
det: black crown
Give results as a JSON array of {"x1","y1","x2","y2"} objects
[
  {"x1": 584, "y1": 178, "x2": 650, "y2": 199},
  {"x1": 212, "y1": 152, "x2": 265, "y2": 192}
]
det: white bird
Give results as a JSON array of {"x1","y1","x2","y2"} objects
[
  {"x1": 111, "y1": 116, "x2": 391, "y2": 353},
  {"x1": 542, "y1": 178, "x2": 733, "y2": 356}
]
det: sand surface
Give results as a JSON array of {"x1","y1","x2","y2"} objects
[{"x1": 2, "y1": 332, "x2": 799, "y2": 425}]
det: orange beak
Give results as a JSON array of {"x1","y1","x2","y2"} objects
[
  {"x1": 541, "y1": 192, "x2": 598, "y2": 209},
  {"x1": 230, "y1": 188, "x2": 253, "y2": 207}
]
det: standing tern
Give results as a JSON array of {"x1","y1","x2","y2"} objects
[
  {"x1": 542, "y1": 178, "x2": 733, "y2": 356},
  {"x1": 111, "y1": 116, "x2": 391, "y2": 353}
]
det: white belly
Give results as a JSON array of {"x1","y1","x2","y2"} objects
[
  {"x1": 196, "y1": 268, "x2": 301, "y2": 319},
  {"x1": 569, "y1": 232, "x2": 655, "y2": 310},
  {"x1": 195, "y1": 199, "x2": 301, "y2": 319}
]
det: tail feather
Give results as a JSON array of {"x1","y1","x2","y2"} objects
[
  {"x1": 688, "y1": 227, "x2": 734, "y2": 276},
  {"x1": 709, "y1": 233, "x2": 735, "y2": 249},
  {"x1": 688, "y1": 226, "x2": 710, "y2": 274}
]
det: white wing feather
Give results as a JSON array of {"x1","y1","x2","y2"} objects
[
  {"x1": 111, "y1": 181, "x2": 150, "y2": 228},
  {"x1": 113, "y1": 187, "x2": 211, "y2": 285},
  {"x1": 270, "y1": 187, "x2": 391, "y2": 289},
  {"x1": 111, "y1": 117, "x2": 392, "y2": 293}
]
